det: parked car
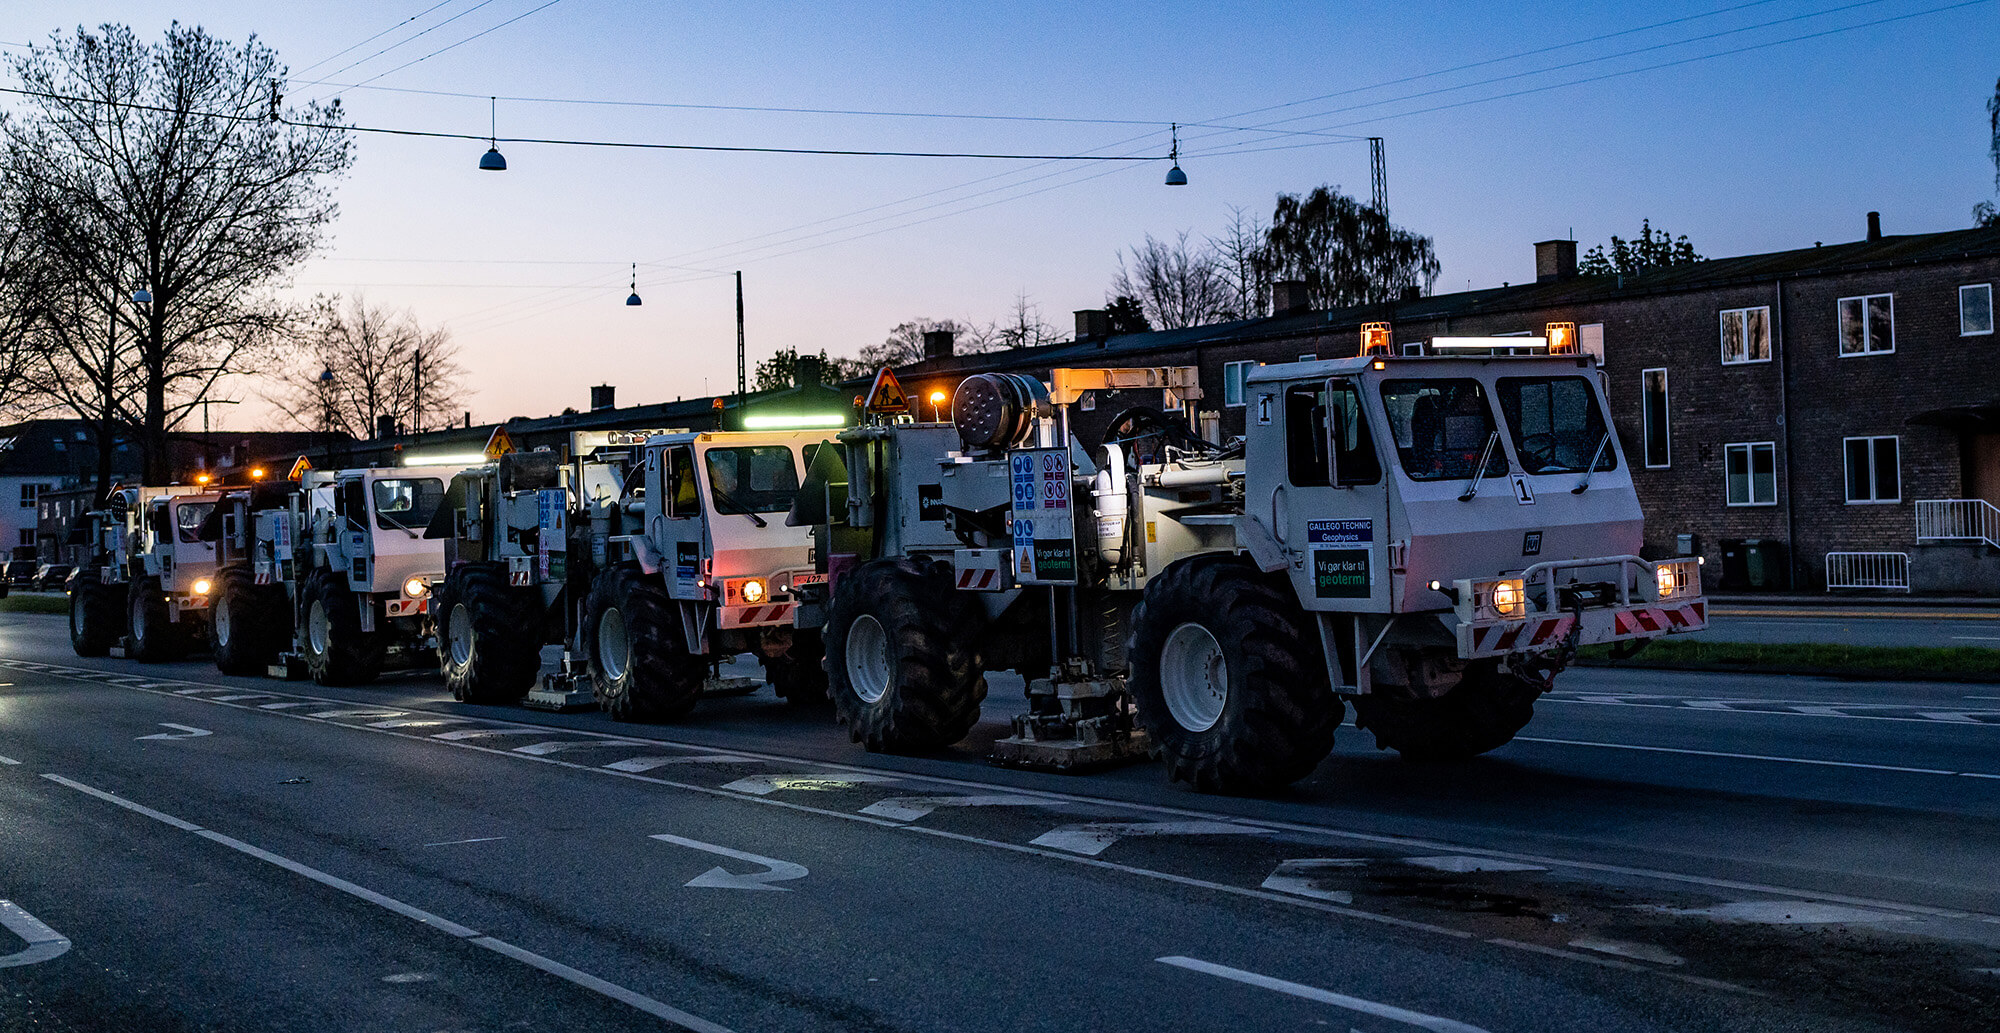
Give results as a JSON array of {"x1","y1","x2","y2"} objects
[
  {"x1": 32, "y1": 563, "x2": 72, "y2": 591},
  {"x1": 4, "y1": 559, "x2": 37, "y2": 588}
]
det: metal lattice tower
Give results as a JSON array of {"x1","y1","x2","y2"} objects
[{"x1": 1369, "y1": 137, "x2": 1387, "y2": 215}]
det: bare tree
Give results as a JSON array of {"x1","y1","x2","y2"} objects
[
  {"x1": 1111, "y1": 231, "x2": 1229, "y2": 330},
  {"x1": 269, "y1": 297, "x2": 465, "y2": 439},
  {"x1": 1, "y1": 23, "x2": 354, "y2": 481},
  {"x1": 0, "y1": 209, "x2": 57, "y2": 423},
  {"x1": 990, "y1": 291, "x2": 1060, "y2": 350},
  {"x1": 1209, "y1": 206, "x2": 1270, "y2": 320},
  {"x1": 855, "y1": 317, "x2": 991, "y2": 369}
]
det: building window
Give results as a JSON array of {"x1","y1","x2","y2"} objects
[
  {"x1": 1843, "y1": 436, "x2": 1900, "y2": 503},
  {"x1": 1297, "y1": 353, "x2": 1317, "y2": 362},
  {"x1": 1719, "y1": 306, "x2": 1771, "y2": 364},
  {"x1": 1963, "y1": 284, "x2": 1994, "y2": 336},
  {"x1": 1222, "y1": 360, "x2": 1256, "y2": 407},
  {"x1": 19, "y1": 483, "x2": 45, "y2": 507},
  {"x1": 1580, "y1": 323, "x2": 1604, "y2": 364},
  {"x1": 1641, "y1": 369, "x2": 1670, "y2": 468},
  {"x1": 1837, "y1": 294, "x2": 1894, "y2": 356},
  {"x1": 1723, "y1": 442, "x2": 1777, "y2": 506},
  {"x1": 17, "y1": 530, "x2": 33, "y2": 548}
]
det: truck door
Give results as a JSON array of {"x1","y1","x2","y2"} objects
[
  {"x1": 1276, "y1": 378, "x2": 1391, "y2": 611},
  {"x1": 338, "y1": 476, "x2": 372, "y2": 590},
  {"x1": 651, "y1": 444, "x2": 703, "y2": 598}
]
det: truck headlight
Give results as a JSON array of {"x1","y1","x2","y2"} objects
[
  {"x1": 403, "y1": 577, "x2": 429, "y2": 599},
  {"x1": 1475, "y1": 577, "x2": 1526, "y2": 620},
  {"x1": 740, "y1": 578, "x2": 766, "y2": 604},
  {"x1": 191, "y1": 578, "x2": 212, "y2": 595}
]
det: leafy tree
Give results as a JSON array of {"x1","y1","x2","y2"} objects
[
  {"x1": 269, "y1": 297, "x2": 464, "y2": 439},
  {"x1": 1104, "y1": 294, "x2": 1151, "y2": 334},
  {"x1": 1977, "y1": 77, "x2": 2000, "y2": 228},
  {"x1": 1260, "y1": 185, "x2": 1439, "y2": 308},
  {"x1": 1, "y1": 23, "x2": 353, "y2": 480},
  {"x1": 755, "y1": 347, "x2": 854, "y2": 391},
  {"x1": 1111, "y1": 230, "x2": 1229, "y2": 329},
  {"x1": 1577, "y1": 220, "x2": 1703, "y2": 276}
]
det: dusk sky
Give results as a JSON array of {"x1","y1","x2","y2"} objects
[{"x1": 4, "y1": 1, "x2": 1996, "y2": 430}]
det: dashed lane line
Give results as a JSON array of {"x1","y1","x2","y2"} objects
[
  {"x1": 6, "y1": 657, "x2": 1993, "y2": 937},
  {"x1": 40, "y1": 773, "x2": 733, "y2": 1033},
  {"x1": 1512, "y1": 735, "x2": 1999, "y2": 779}
]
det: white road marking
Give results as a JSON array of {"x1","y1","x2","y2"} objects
[
  {"x1": 368, "y1": 717, "x2": 478, "y2": 729},
  {"x1": 1157, "y1": 956, "x2": 1492, "y2": 1032},
  {"x1": 423, "y1": 837, "x2": 506, "y2": 847},
  {"x1": 1403, "y1": 856, "x2": 1547, "y2": 874},
  {"x1": 1567, "y1": 938, "x2": 1684, "y2": 966},
  {"x1": 649, "y1": 833, "x2": 808, "y2": 891},
  {"x1": 1918, "y1": 712, "x2": 1993, "y2": 724},
  {"x1": 42, "y1": 773, "x2": 732, "y2": 1033},
  {"x1": 305, "y1": 709, "x2": 405, "y2": 720},
  {"x1": 0, "y1": 901, "x2": 71, "y2": 969},
  {"x1": 210, "y1": 694, "x2": 273, "y2": 702},
  {"x1": 1029, "y1": 821, "x2": 1271, "y2": 857},
  {"x1": 136, "y1": 723, "x2": 211, "y2": 741},
  {"x1": 171, "y1": 688, "x2": 211, "y2": 695},
  {"x1": 0, "y1": 755, "x2": 19, "y2": 765},
  {"x1": 431, "y1": 728, "x2": 559, "y2": 741},
  {"x1": 1647, "y1": 900, "x2": 1909, "y2": 925},
  {"x1": 380, "y1": 972, "x2": 436, "y2": 983},
  {"x1": 603, "y1": 755, "x2": 760, "y2": 772},
  {"x1": 858, "y1": 794, "x2": 1048, "y2": 822},
  {"x1": 1513, "y1": 736, "x2": 2000, "y2": 778},
  {"x1": 1950, "y1": 636, "x2": 2000, "y2": 642},
  {"x1": 1543, "y1": 696, "x2": 2000, "y2": 726},
  {"x1": 720, "y1": 772, "x2": 899, "y2": 795},
  {"x1": 259, "y1": 702, "x2": 318, "y2": 709},
  {"x1": 1260, "y1": 859, "x2": 1363, "y2": 904},
  {"x1": 512, "y1": 740, "x2": 648, "y2": 756}
]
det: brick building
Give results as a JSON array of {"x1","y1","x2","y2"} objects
[{"x1": 892, "y1": 218, "x2": 2000, "y2": 593}]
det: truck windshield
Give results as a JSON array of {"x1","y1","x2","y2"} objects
[
  {"x1": 1496, "y1": 376, "x2": 1617, "y2": 475},
  {"x1": 1378, "y1": 379, "x2": 1508, "y2": 482},
  {"x1": 704, "y1": 446, "x2": 799, "y2": 514},
  {"x1": 175, "y1": 502, "x2": 215, "y2": 544},
  {"x1": 371, "y1": 478, "x2": 445, "y2": 531}
]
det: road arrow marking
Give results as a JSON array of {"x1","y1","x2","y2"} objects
[
  {"x1": 0, "y1": 902, "x2": 71, "y2": 968},
  {"x1": 648, "y1": 833, "x2": 807, "y2": 891},
  {"x1": 1029, "y1": 821, "x2": 1270, "y2": 856},
  {"x1": 720, "y1": 773, "x2": 899, "y2": 796},
  {"x1": 1260, "y1": 859, "x2": 1366, "y2": 904},
  {"x1": 859, "y1": 794, "x2": 1048, "y2": 822},
  {"x1": 136, "y1": 723, "x2": 211, "y2": 741}
]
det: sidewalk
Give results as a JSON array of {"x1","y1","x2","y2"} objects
[{"x1": 1707, "y1": 592, "x2": 2000, "y2": 611}]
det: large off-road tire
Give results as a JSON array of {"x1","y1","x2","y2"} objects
[
  {"x1": 763, "y1": 628, "x2": 830, "y2": 707},
  {"x1": 302, "y1": 572, "x2": 384, "y2": 686},
  {"x1": 584, "y1": 564, "x2": 703, "y2": 721},
  {"x1": 127, "y1": 578, "x2": 187, "y2": 663},
  {"x1": 69, "y1": 571, "x2": 122, "y2": 657},
  {"x1": 1350, "y1": 659, "x2": 1540, "y2": 762},
  {"x1": 1128, "y1": 556, "x2": 1339, "y2": 794},
  {"x1": 436, "y1": 562, "x2": 543, "y2": 705},
  {"x1": 210, "y1": 568, "x2": 280, "y2": 675},
  {"x1": 823, "y1": 557, "x2": 987, "y2": 752}
]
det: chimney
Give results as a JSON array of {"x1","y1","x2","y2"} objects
[
  {"x1": 1534, "y1": 239, "x2": 1578, "y2": 282},
  {"x1": 1270, "y1": 279, "x2": 1311, "y2": 314},
  {"x1": 1866, "y1": 211, "x2": 1882, "y2": 241},
  {"x1": 922, "y1": 329, "x2": 955, "y2": 360},
  {"x1": 1074, "y1": 309, "x2": 1110, "y2": 339},
  {"x1": 793, "y1": 353, "x2": 821, "y2": 387},
  {"x1": 590, "y1": 384, "x2": 616, "y2": 411},
  {"x1": 375, "y1": 414, "x2": 396, "y2": 440},
  {"x1": 1400, "y1": 284, "x2": 1422, "y2": 302}
]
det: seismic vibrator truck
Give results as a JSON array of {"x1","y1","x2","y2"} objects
[
  {"x1": 428, "y1": 430, "x2": 830, "y2": 718},
  {"x1": 797, "y1": 356, "x2": 1707, "y2": 792},
  {"x1": 68, "y1": 484, "x2": 222, "y2": 661}
]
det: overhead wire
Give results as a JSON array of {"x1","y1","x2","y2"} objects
[
  {"x1": 325, "y1": 0, "x2": 569, "y2": 96},
  {"x1": 294, "y1": 0, "x2": 463, "y2": 75},
  {"x1": 310, "y1": 0, "x2": 505, "y2": 86}
]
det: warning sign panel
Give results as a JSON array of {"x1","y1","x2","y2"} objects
[{"x1": 1010, "y1": 448, "x2": 1077, "y2": 585}]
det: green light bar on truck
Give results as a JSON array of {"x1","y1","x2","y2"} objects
[{"x1": 741, "y1": 414, "x2": 846, "y2": 429}]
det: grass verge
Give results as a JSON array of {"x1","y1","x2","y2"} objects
[
  {"x1": 1577, "y1": 638, "x2": 2000, "y2": 681},
  {"x1": 0, "y1": 593, "x2": 68, "y2": 615}
]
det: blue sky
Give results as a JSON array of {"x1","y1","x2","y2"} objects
[{"x1": 3, "y1": 1, "x2": 1996, "y2": 428}]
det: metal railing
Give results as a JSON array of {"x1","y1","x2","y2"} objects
[
  {"x1": 1915, "y1": 498, "x2": 2000, "y2": 549},
  {"x1": 1824, "y1": 552, "x2": 1910, "y2": 592}
]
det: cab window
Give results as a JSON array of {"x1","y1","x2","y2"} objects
[
  {"x1": 1496, "y1": 376, "x2": 1617, "y2": 475},
  {"x1": 704, "y1": 446, "x2": 800, "y2": 514},
  {"x1": 666, "y1": 446, "x2": 699, "y2": 518},
  {"x1": 1378, "y1": 379, "x2": 1508, "y2": 482},
  {"x1": 370, "y1": 478, "x2": 444, "y2": 531},
  {"x1": 175, "y1": 501, "x2": 216, "y2": 544},
  {"x1": 1285, "y1": 381, "x2": 1381, "y2": 486}
]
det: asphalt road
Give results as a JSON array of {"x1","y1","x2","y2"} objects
[
  {"x1": 0, "y1": 612, "x2": 1996, "y2": 1033},
  {"x1": 1693, "y1": 605, "x2": 2000, "y2": 648}
]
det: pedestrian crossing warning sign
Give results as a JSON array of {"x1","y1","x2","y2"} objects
[{"x1": 864, "y1": 367, "x2": 910, "y2": 414}]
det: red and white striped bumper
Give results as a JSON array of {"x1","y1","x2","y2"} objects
[
  {"x1": 955, "y1": 567, "x2": 1003, "y2": 590},
  {"x1": 720, "y1": 602, "x2": 795, "y2": 629},
  {"x1": 1457, "y1": 598, "x2": 1707, "y2": 659}
]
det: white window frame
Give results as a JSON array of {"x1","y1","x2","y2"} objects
[
  {"x1": 1722, "y1": 441, "x2": 1777, "y2": 507},
  {"x1": 1222, "y1": 360, "x2": 1256, "y2": 408},
  {"x1": 1297, "y1": 353, "x2": 1317, "y2": 363},
  {"x1": 1842, "y1": 435, "x2": 1901, "y2": 504},
  {"x1": 1640, "y1": 368, "x2": 1670, "y2": 469},
  {"x1": 1718, "y1": 306, "x2": 1772, "y2": 365},
  {"x1": 1962, "y1": 283, "x2": 1994, "y2": 337},
  {"x1": 18, "y1": 482, "x2": 42, "y2": 508},
  {"x1": 1837, "y1": 293, "x2": 1895, "y2": 357}
]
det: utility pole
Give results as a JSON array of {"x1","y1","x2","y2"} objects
[
  {"x1": 1369, "y1": 137, "x2": 1387, "y2": 215},
  {"x1": 734, "y1": 271, "x2": 746, "y2": 399}
]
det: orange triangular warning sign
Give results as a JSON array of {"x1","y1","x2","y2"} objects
[
  {"x1": 286, "y1": 456, "x2": 312, "y2": 482},
  {"x1": 483, "y1": 426, "x2": 516, "y2": 460},
  {"x1": 863, "y1": 367, "x2": 909, "y2": 414}
]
